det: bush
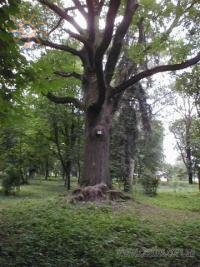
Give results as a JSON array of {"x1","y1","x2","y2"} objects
[
  {"x1": 1, "y1": 166, "x2": 21, "y2": 195},
  {"x1": 141, "y1": 171, "x2": 159, "y2": 196}
]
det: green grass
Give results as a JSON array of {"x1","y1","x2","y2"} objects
[
  {"x1": 0, "y1": 179, "x2": 66, "y2": 209},
  {"x1": 0, "y1": 179, "x2": 200, "y2": 267},
  {"x1": 135, "y1": 191, "x2": 200, "y2": 212}
]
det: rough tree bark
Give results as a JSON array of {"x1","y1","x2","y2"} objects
[
  {"x1": 81, "y1": 103, "x2": 113, "y2": 187},
  {"x1": 23, "y1": 0, "x2": 200, "y2": 188}
]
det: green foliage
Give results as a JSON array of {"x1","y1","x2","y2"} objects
[
  {"x1": 110, "y1": 98, "x2": 138, "y2": 183},
  {"x1": 1, "y1": 166, "x2": 21, "y2": 195},
  {"x1": 170, "y1": 99, "x2": 199, "y2": 180},
  {"x1": 174, "y1": 66, "x2": 200, "y2": 174},
  {"x1": 127, "y1": 0, "x2": 200, "y2": 65},
  {"x1": 175, "y1": 65, "x2": 200, "y2": 96},
  {"x1": 135, "y1": 120, "x2": 164, "y2": 195},
  {"x1": 31, "y1": 50, "x2": 81, "y2": 94},
  {"x1": 0, "y1": 0, "x2": 27, "y2": 89},
  {"x1": 191, "y1": 118, "x2": 200, "y2": 169},
  {"x1": 139, "y1": 120, "x2": 164, "y2": 172},
  {"x1": 141, "y1": 170, "x2": 159, "y2": 196},
  {"x1": 0, "y1": 88, "x2": 84, "y2": 185}
]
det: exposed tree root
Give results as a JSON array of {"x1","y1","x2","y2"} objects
[
  {"x1": 107, "y1": 190, "x2": 132, "y2": 201},
  {"x1": 70, "y1": 183, "x2": 132, "y2": 203}
]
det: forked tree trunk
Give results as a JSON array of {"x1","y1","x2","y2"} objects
[{"x1": 80, "y1": 103, "x2": 113, "y2": 188}]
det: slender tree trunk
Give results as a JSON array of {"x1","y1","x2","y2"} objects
[
  {"x1": 52, "y1": 120, "x2": 71, "y2": 189},
  {"x1": 186, "y1": 147, "x2": 193, "y2": 184},
  {"x1": 185, "y1": 124, "x2": 193, "y2": 184},
  {"x1": 45, "y1": 158, "x2": 49, "y2": 180},
  {"x1": 77, "y1": 160, "x2": 81, "y2": 184},
  {"x1": 80, "y1": 103, "x2": 113, "y2": 187},
  {"x1": 197, "y1": 167, "x2": 200, "y2": 192},
  {"x1": 64, "y1": 160, "x2": 71, "y2": 190},
  {"x1": 188, "y1": 169, "x2": 193, "y2": 184}
]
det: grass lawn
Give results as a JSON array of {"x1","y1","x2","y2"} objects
[{"x1": 0, "y1": 178, "x2": 200, "y2": 267}]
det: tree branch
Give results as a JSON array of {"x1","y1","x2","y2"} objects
[
  {"x1": 137, "y1": 17, "x2": 145, "y2": 44},
  {"x1": 105, "y1": 0, "x2": 139, "y2": 85},
  {"x1": 72, "y1": 0, "x2": 88, "y2": 19},
  {"x1": 111, "y1": 52, "x2": 200, "y2": 97},
  {"x1": 63, "y1": 29, "x2": 89, "y2": 47},
  {"x1": 54, "y1": 71, "x2": 82, "y2": 80},
  {"x1": 142, "y1": 0, "x2": 195, "y2": 55},
  {"x1": 48, "y1": 18, "x2": 63, "y2": 35},
  {"x1": 20, "y1": 37, "x2": 85, "y2": 62},
  {"x1": 38, "y1": 0, "x2": 84, "y2": 34},
  {"x1": 96, "y1": 0, "x2": 121, "y2": 60},
  {"x1": 94, "y1": 0, "x2": 121, "y2": 109},
  {"x1": 46, "y1": 92, "x2": 84, "y2": 110},
  {"x1": 86, "y1": 0, "x2": 95, "y2": 43},
  {"x1": 98, "y1": 0, "x2": 105, "y2": 15},
  {"x1": 135, "y1": 83, "x2": 151, "y2": 132}
]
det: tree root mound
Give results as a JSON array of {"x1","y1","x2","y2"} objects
[{"x1": 70, "y1": 183, "x2": 132, "y2": 203}]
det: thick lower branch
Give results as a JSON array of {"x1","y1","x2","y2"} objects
[
  {"x1": 46, "y1": 92, "x2": 84, "y2": 110},
  {"x1": 20, "y1": 37, "x2": 85, "y2": 62},
  {"x1": 111, "y1": 52, "x2": 200, "y2": 97},
  {"x1": 63, "y1": 29, "x2": 90, "y2": 47},
  {"x1": 54, "y1": 71, "x2": 82, "y2": 80}
]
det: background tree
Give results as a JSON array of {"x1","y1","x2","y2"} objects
[
  {"x1": 110, "y1": 88, "x2": 139, "y2": 192},
  {"x1": 191, "y1": 118, "x2": 200, "y2": 189},
  {"x1": 48, "y1": 104, "x2": 83, "y2": 189},
  {"x1": 0, "y1": 0, "x2": 28, "y2": 105},
  {"x1": 175, "y1": 66, "x2": 200, "y2": 117},
  {"x1": 170, "y1": 94, "x2": 196, "y2": 184},
  {"x1": 137, "y1": 120, "x2": 164, "y2": 195},
  {"x1": 172, "y1": 63, "x2": 200, "y2": 186}
]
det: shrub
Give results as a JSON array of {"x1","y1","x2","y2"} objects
[
  {"x1": 141, "y1": 171, "x2": 159, "y2": 196},
  {"x1": 1, "y1": 166, "x2": 21, "y2": 195}
]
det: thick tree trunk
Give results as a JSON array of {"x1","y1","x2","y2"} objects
[{"x1": 80, "y1": 103, "x2": 113, "y2": 188}]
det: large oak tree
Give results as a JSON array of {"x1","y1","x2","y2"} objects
[{"x1": 21, "y1": 0, "x2": 200, "y2": 187}]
